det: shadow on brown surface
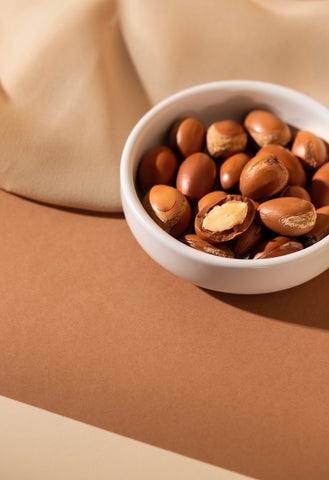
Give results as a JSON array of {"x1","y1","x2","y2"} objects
[{"x1": 202, "y1": 268, "x2": 329, "y2": 329}]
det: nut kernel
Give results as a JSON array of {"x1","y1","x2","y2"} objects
[{"x1": 202, "y1": 201, "x2": 248, "y2": 232}]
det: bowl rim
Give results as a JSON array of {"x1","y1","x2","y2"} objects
[{"x1": 120, "y1": 79, "x2": 329, "y2": 270}]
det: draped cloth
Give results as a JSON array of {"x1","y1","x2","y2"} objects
[{"x1": 0, "y1": 0, "x2": 328, "y2": 211}]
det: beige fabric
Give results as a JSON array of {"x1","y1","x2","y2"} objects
[{"x1": 0, "y1": 0, "x2": 329, "y2": 211}]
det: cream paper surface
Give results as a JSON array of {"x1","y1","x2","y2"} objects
[{"x1": 0, "y1": 0, "x2": 328, "y2": 211}]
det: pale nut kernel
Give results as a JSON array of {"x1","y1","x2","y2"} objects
[
  {"x1": 244, "y1": 110, "x2": 291, "y2": 147},
  {"x1": 143, "y1": 184, "x2": 192, "y2": 237},
  {"x1": 291, "y1": 130, "x2": 328, "y2": 169},
  {"x1": 206, "y1": 120, "x2": 248, "y2": 158},
  {"x1": 195, "y1": 194, "x2": 255, "y2": 243}
]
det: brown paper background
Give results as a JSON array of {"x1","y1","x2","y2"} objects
[{"x1": 0, "y1": 190, "x2": 329, "y2": 480}]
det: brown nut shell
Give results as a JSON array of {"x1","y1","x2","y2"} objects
[
  {"x1": 253, "y1": 236, "x2": 303, "y2": 259},
  {"x1": 197, "y1": 190, "x2": 227, "y2": 213},
  {"x1": 195, "y1": 194, "x2": 255, "y2": 243},
  {"x1": 291, "y1": 130, "x2": 328, "y2": 169},
  {"x1": 258, "y1": 144, "x2": 307, "y2": 187},
  {"x1": 181, "y1": 234, "x2": 234, "y2": 258},
  {"x1": 280, "y1": 185, "x2": 311, "y2": 202},
  {"x1": 303, "y1": 205, "x2": 329, "y2": 246},
  {"x1": 169, "y1": 117, "x2": 206, "y2": 158},
  {"x1": 206, "y1": 120, "x2": 247, "y2": 158},
  {"x1": 176, "y1": 152, "x2": 216, "y2": 203},
  {"x1": 258, "y1": 197, "x2": 317, "y2": 236},
  {"x1": 232, "y1": 218, "x2": 267, "y2": 256},
  {"x1": 244, "y1": 110, "x2": 291, "y2": 147},
  {"x1": 239, "y1": 151, "x2": 289, "y2": 200},
  {"x1": 138, "y1": 146, "x2": 178, "y2": 191},
  {"x1": 143, "y1": 185, "x2": 192, "y2": 237},
  {"x1": 219, "y1": 152, "x2": 251, "y2": 191},
  {"x1": 310, "y1": 162, "x2": 329, "y2": 208}
]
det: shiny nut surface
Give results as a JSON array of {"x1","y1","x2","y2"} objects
[
  {"x1": 181, "y1": 234, "x2": 234, "y2": 258},
  {"x1": 169, "y1": 117, "x2": 206, "y2": 158},
  {"x1": 195, "y1": 194, "x2": 255, "y2": 243},
  {"x1": 303, "y1": 205, "x2": 329, "y2": 245},
  {"x1": 138, "y1": 146, "x2": 178, "y2": 191},
  {"x1": 258, "y1": 197, "x2": 317, "y2": 236},
  {"x1": 253, "y1": 236, "x2": 303, "y2": 259},
  {"x1": 176, "y1": 152, "x2": 216, "y2": 203},
  {"x1": 258, "y1": 144, "x2": 306, "y2": 187},
  {"x1": 206, "y1": 120, "x2": 247, "y2": 158},
  {"x1": 197, "y1": 190, "x2": 227, "y2": 213},
  {"x1": 310, "y1": 162, "x2": 329, "y2": 208},
  {"x1": 244, "y1": 110, "x2": 291, "y2": 147},
  {"x1": 239, "y1": 151, "x2": 289, "y2": 200},
  {"x1": 280, "y1": 185, "x2": 311, "y2": 202},
  {"x1": 219, "y1": 152, "x2": 250, "y2": 191},
  {"x1": 232, "y1": 218, "x2": 267, "y2": 256},
  {"x1": 291, "y1": 130, "x2": 328, "y2": 169},
  {"x1": 143, "y1": 185, "x2": 191, "y2": 237}
]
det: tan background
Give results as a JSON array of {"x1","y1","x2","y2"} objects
[{"x1": 0, "y1": 190, "x2": 328, "y2": 480}]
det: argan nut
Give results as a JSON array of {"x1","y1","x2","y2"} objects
[
  {"x1": 176, "y1": 152, "x2": 216, "y2": 203},
  {"x1": 181, "y1": 234, "x2": 234, "y2": 258},
  {"x1": 206, "y1": 120, "x2": 248, "y2": 158},
  {"x1": 197, "y1": 190, "x2": 227, "y2": 213},
  {"x1": 253, "y1": 236, "x2": 303, "y2": 259},
  {"x1": 219, "y1": 152, "x2": 251, "y2": 191},
  {"x1": 258, "y1": 197, "x2": 317, "y2": 236},
  {"x1": 280, "y1": 185, "x2": 311, "y2": 202},
  {"x1": 195, "y1": 194, "x2": 255, "y2": 243},
  {"x1": 244, "y1": 110, "x2": 291, "y2": 147},
  {"x1": 239, "y1": 151, "x2": 289, "y2": 200},
  {"x1": 169, "y1": 117, "x2": 206, "y2": 158},
  {"x1": 138, "y1": 146, "x2": 178, "y2": 191},
  {"x1": 291, "y1": 130, "x2": 328, "y2": 169},
  {"x1": 258, "y1": 144, "x2": 306, "y2": 187},
  {"x1": 303, "y1": 206, "x2": 329, "y2": 246},
  {"x1": 310, "y1": 162, "x2": 329, "y2": 208},
  {"x1": 143, "y1": 185, "x2": 192, "y2": 237},
  {"x1": 232, "y1": 218, "x2": 267, "y2": 256}
]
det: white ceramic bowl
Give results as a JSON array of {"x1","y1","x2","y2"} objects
[{"x1": 120, "y1": 80, "x2": 329, "y2": 294}]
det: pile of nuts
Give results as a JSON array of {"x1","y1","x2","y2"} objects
[{"x1": 137, "y1": 110, "x2": 329, "y2": 259}]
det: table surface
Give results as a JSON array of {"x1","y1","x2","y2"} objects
[{"x1": 0, "y1": 189, "x2": 329, "y2": 480}]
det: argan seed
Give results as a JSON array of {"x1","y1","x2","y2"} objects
[
  {"x1": 219, "y1": 152, "x2": 251, "y2": 191},
  {"x1": 232, "y1": 218, "x2": 267, "y2": 256},
  {"x1": 310, "y1": 162, "x2": 329, "y2": 208},
  {"x1": 253, "y1": 236, "x2": 303, "y2": 259},
  {"x1": 303, "y1": 205, "x2": 329, "y2": 245},
  {"x1": 195, "y1": 194, "x2": 255, "y2": 243},
  {"x1": 206, "y1": 120, "x2": 247, "y2": 158},
  {"x1": 244, "y1": 110, "x2": 291, "y2": 147},
  {"x1": 258, "y1": 144, "x2": 306, "y2": 187},
  {"x1": 143, "y1": 185, "x2": 192, "y2": 237},
  {"x1": 258, "y1": 197, "x2": 317, "y2": 236},
  {"x1": 176, "y1": 152, "x2": 216, "y2": 203},
  {"x1": 291, "y1": 130, "x2": 328, "y2": 169},
  {"x1": 197, "y1": 190, "x2": 227, "y2": 213},
  {"x1": 181, "y1": 234, "x2": 234, "y2": 258},
  {"x1": 169, "y1": 117, "x2": 206, "y2": 158},
  {"x1": 239, "y1": 151, "x2": 289, "y2": 200},
  {"x1": 280, "y1": 185, "x2": 311, "y2": 202},
  {"x1": 138, "y1": 146, "x2": 178, "y2": 191}
]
